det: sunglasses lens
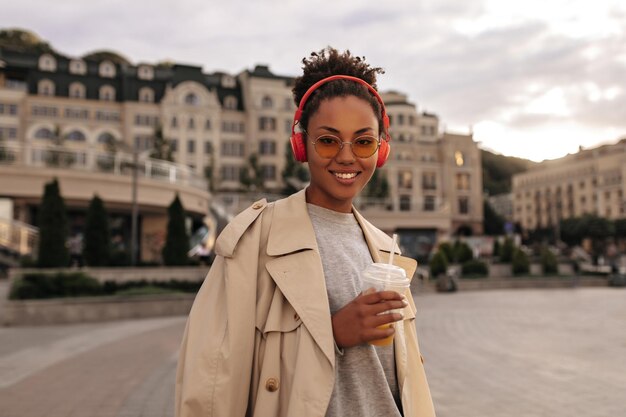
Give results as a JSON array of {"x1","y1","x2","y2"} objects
[
  {"x1": 314, "y1": 136, "x2": 342, "y2": 158},
  {"x1": 352, "y1": 136, "x2": 379, "y2": 158}
]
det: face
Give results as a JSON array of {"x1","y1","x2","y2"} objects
[{"x1": 305, "y1": 95, "x2": 379, "y2": 213}]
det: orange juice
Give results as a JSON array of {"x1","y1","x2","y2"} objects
[{"x1": 370, "y1": 324, "x2": 394, "y2": 346}]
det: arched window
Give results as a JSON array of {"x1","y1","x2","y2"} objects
[
  {"x1": 66, "y1": 130, "x2": 86, "y2": 142},
  {"x1": 69, "y1": 82, "x2": 86, "y2": 99},
  {"x1": 38, "y1": 79, "x2": 55, "y2": 96},
  {"x1": 69, "y1": 59, "x2": 87, "y2": 75},
  {"x1": 138, "y1": 87, "x2": 154, "y2": 103},
  {"x1": 184, "y1": 93, "x2": 199, "y2": 106},
  {"x1": 261, "y1": 95, "x2": 273, "y2": 108},
  {"x1": 38, "y1": 54, "x2": 57, "y2": 72},
  {"x1": 99, "y1": 85, "x2": 116, "y2": 101},
  {"x1": 97, "y1": 132, "x2": 116, "y2": 145},
  {"x1": 224, "y1": 95, "x2": 237, "y2": 110},
  {"x1": 99, "y1": 60, "x2": 116, "y2": 78},
  {"x1": 34, "y1": 127, "x2": 54, "y2": 140},
  {"x1": 137, "y1": 65, "x2": 154, "y2": 80}
]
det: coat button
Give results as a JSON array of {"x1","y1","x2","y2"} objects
[
  {"x1": 252, "y1": 202, "x2": 264, "y2": 210},
  {"x1": 265, "y1": 377, "x2": 280, "y2": 392}
]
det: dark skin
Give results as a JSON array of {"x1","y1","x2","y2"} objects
[{"x1": 332, "y1": 290, "x2": 408, "y2": 348}]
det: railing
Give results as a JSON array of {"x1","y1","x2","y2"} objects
[
  {"x1": 0, "y1": 143, "x2": 207, "y2": 190},
  {"x1": 0, "y1": 218, "x2": 39, "y2": 257}
]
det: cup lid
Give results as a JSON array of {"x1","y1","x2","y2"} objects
[{"x1": 362, "y1": 263, "x2": 409, "y2": 285}]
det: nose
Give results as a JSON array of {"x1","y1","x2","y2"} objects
[{"x1": 335, "y1": 141, "x2": 356, "y2": 163}]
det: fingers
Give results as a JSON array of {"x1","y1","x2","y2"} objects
[
  {"x1": 369, "y1": 311, "x2": 404, "y2": 328},
  {"x1": 360, "y1": 289, "x2": 406, "y2": 304},
  {"x1": 366, "y1": 299, "x2": 408, "y2": 316}
]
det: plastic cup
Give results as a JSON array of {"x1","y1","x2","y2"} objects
[{"x1": 361, "y1": 263, "x2": 409, "y2": 346}]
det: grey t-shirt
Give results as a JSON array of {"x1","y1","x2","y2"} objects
[{"x1": 307, "y1": 204, "x2": 402, "y2": 417}]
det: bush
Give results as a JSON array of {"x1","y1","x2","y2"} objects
[
  {"x1": 512, "y1": 249, "x2": 530, "y2": 275},
  {"x1": 461, "y1": 259, "x2": 489, "y2": 277},
  {"x1": 540, "y1": 247, "x2": 558, "y2": 275},
  {"x1": 455, "y1": 242, "x2": 474, "y2": 263},
  {"x1": 83, "y1": 195, "x2": 111, "y2": 266},
  {"x1": 608, "y1": 274, "x2": 626, "y2": 287},
  {"x1": 500, "y1": 237, "x2": 515, "y2": 263},
  {"x1": 493, "y1": 239, "x2": 501, "y2": 258},
  {"x1": 429, "y1": 250, "x2": 449, "y2": 278},
  {"x1": 438, "y1": 242, "x2": 454, "y2": 264},
  {"x1": 37, "y1": 179, "x2": 69, "y2": 267},
  {"x1": 162, "y1": 195, "x2": 190, "y2": 266},
  {"x1": 9, "y1": 272, "x2": 102, "y2": 300}
]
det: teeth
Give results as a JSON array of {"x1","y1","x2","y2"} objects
[{"x1": 334, "y1": 172, "x2": 357, "y2": 179}]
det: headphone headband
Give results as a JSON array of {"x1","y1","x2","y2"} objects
[{"x1": 292, "y1": 75, "x2": 390, "y2": 142}]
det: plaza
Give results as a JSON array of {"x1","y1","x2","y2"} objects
[{"x1": 0, "y1": 287, "x2": 624, "y2": 416}]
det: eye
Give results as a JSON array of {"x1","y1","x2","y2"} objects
[
  {"x1": 318, "y1": 136, "x2": 339, "y2": 145},
  {"x1": 354, "y1": 137, "x2": 376, "y2": 146}
]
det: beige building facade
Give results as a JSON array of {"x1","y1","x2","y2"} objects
[{"x1": 512, "y1": 140, "x2": 626, "y2": 231}]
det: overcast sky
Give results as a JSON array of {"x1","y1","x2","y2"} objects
[{"x1": 6, "y1": 0, "x2": 626, "y2": 161}]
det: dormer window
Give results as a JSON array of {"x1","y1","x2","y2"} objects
[
  {"x1": 221, "y1": 75, "x2": 236, "y2": 88},
  {"x1": 137, "y1": 65, "x2": 154, "y2": 80},
  {"x1": 99, "y1": 60, "x2": 116, "y2": 78},
  {"x1": 139, "y1": 87, "x2": 155, "y2": 103},
  {"x1": 38, "y1": 79, "x2": 55, "y2": 96},
  {"x1": 184, "y1": 93, "x2": 199, "y2": 106},
  {"x1": 38, "y1": 54, "x2": 57, "y2": 72},
  {"x1": 224, "y1": 95, "x2": 238, "y2": 110},
  {"x1": 69, "y1": 82, "x2": 86, "y2": 99},
  {"x1": 69, "y1": 59, "x2": 87, "y2": 75},
  {"x1": 261, "y1": 95, "x2": 273, "y2": 109},
  {"x1": 99, "y1": 85, "x2": 116, "y2": 101}
]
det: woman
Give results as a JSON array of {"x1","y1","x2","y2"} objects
[{"x1": 175, "y1": 47, "x2": 435, "y2": 417}]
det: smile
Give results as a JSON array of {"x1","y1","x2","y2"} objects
[{"x1": 332, "y1": 171, "x2": 359, "y2": 179}]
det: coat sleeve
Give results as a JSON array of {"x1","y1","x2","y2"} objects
[{"x1": 175, "y1": 213, "x2": 262, "y2": 417}]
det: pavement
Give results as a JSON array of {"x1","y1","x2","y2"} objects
[{"x1": 0, "y1": 287, "x2": 624, "y2": 417}]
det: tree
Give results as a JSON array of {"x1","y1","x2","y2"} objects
[
  {"x1": 429, "y1": 250, "x2": 448, "y2": 277},
  {"x1": 512, "y1": 248, "x2": 530, "y2": 275},
  {"x1": 483, "y1": 199, "x2": 505, "y2": 235},
  {"x1": 37, "y1": 178, "x2": 69, "y2": 267},
  {"x1": 364, "y1": 169, "x2": 390, "y2": 199},
  {"x1": 493, "y1": 239, "x2": 501, "y2": 258},
  {"x1": 500, "y1": 237, "x2": 515, "y2": 263},
  {"x1": 83, "y1": 195, "x2": 111, "y2": 266},
  {"x1": 281, "y1": 142, "x2": 310, "y2": 194},
  {"x1": 150, "y1": 125, "x2": 174, "y2": 162},
  {"x1": 240, "y1": 153, "x2": 264, "y2": 191},
  {"x1": 540, "y1": 246, "x2": 558, "y2": 275},
  {"x1": 162, "y1": 194, "x2": 189, "y2": 265}
]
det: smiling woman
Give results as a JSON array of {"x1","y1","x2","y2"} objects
[{"x1": 175, "y1": 47, "x2": 435, "y2": 417}]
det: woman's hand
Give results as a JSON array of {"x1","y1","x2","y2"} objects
[{"x1": 331, "y1": 290, "x2": 408, "y2": 348}]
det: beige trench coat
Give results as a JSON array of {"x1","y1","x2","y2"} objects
[{"x1": 175, "y1": 189, "x2": 436, "y2": 417}]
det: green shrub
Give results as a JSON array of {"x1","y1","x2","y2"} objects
[
  {"x1": 493, "y1": 239, "x2": 501, "y2": 258},
  {"x1": 500, "y1": 237, "x2": 515, "y2": 263},
  {"x1": 461, "y1": 259, "x2": 489, "y2": 277},
  {"x1": 455, "y1": 242, "x2": 474, "y2": 263},
  {"x1": 430, "y1": 250, "x2": 449, "y2": 277},
  {"x1": 37, "y1": 179, "x2": 69, "y2": 267},
  {"x1": 83, "y1": 195, "x2": 111, "y2": 266},
  {"x1": 438, "y1": 242, "x2": 454, "y2": 264},
  {"x1": 540, "y1": 247, "x2": 558, "y2": 275},
  {"x1": 512, "y1": 249, "x2": 530, "y2": 275},
  {"x1": 9, "y1": 272, "x2": 102, "y2": 300},
  {"x1": 162, "y1": 194, "x2": 190, "y2": 266}
]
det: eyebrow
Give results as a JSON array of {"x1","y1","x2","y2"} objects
[{"x1": 318, "y1": 126, "x2": 375, "y2": 135}]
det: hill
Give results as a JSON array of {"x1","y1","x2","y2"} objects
[{"x1": 481, "y1": 149, "x2": 536, "y2": 195}]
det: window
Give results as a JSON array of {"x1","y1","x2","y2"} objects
[
  {"x1": 454, "y1": 151, "x2": 465, "y2": 166},
  {"x1": 134, "y1": 114, "x2": 159, "y2": 127},
  {"x1": 459, "y1": 197, "x2": 469, "y2": 214},
  {"x1": 171, "y1": 116, "x2": 178, "y2": 128},
  {"x1": 204, "y1": 142, "x2": 213, "y2": 154},
  {"x1": 139, "y1": 87, "x2": 154, "y2": 103},
  {"x1": 284, "y1": 97, "x2": 293, "y2": 110},
  {"x1": 38, "y1": 54, "x2": 57, "y2": 72},
  {"x1": 69, "y1": 59, "x2": 86, "y2": 75},
  {"x1": 456, "y1": 173, "x2": 470, "y2": 190},
  {"x1": 397, "y1": 114, "x2": 405, "y2": 125},
  {"x1": 64, "y1": 108, "x2": 89, "y2": 119},
  {"x1": 34, "y1": 127, "x2": 54, "y2": 139},
  {"x1": 69, "y1": 82, "x2": 86, "y2": 99},
  {"x1": 221, "y1": 165, "x2": 240, "y2": 181},
  {"x1": 261, "y1": 164, "x2": 276, "y2": 181},
  {"x1": 184, "y1": 93, "x2": 199, "y2": 106},
  {"x1": 66, "y1": 130, "x2": 86, "y2": 142},
  {"x1": 171, "y1": 139, "x2": 178, "y2": 152},
  {"x1": 188, "y1": 117, "x2": 195, "y2": 130},
  {"x1": 99, "y1": 61, "x2": 116, "y2": 78},
  {"x1": 0, "y1": 103, "x2": 18, "y2": 115},
  {"x1": 221, "y1": 76, "x2": 236, "y2": 88},
  {"x1": 31, "y1": 106, "x2": 58, "y2": 117},
  {"x1": 261, "y1": 95, "x2": 273, "y2": 108},
  {"x1": 137, "y1": 65, "x2": 154, "y2": 80},
  {"x1": 99, "y1": 85, "x2": 116, "y2": 101},
  {"x1": 205, "y1": 119, "x2": 212, "y2": 130},
  {"x1": 224, "y1": 95, "x2": 238, "y2": 110},
  {"x1": 424, "y1": 196, "x2": 435, "y2": 211},
  {"x1": 0, "y1": 126, "x2": 18, "y2": 140},
  {"x1": 221, "y1": 141, "x2": 245, "y2": 157},
  {"x1": 38, "y1": 79, "x2": 55, "y2": 96},
  {"x1": 422, "y1": 172, "x2": 436, "y2": 190},
  {"x1": 187, "y1": 139, "x2": 196, "y2": 154},
  {"x1": 95, "y1": 111, "x2": 120, "y2": 122},
  {"x1": 408, "y1": 115, "x2": 415, "y2": 126},
  {"x1": 97, "y1": 132, "x2": 116, "y2": 145},
  {"x1": 400, "y1": 196, "x2": 411, "y2": 211},
  {"x1": 259, "y1": 117, "x2": 276, "y2": 131},
  {"x1": 398, "y1": 170, "x2": 413, "y2": 188},
  {"x1": 285, "y1": 119, "x2": 293, "y2": 134},
  {"x1": 259, "y1": 140, "x2": 276, "y2": 155}
]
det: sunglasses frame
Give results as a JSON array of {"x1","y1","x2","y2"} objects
[{"x1": 307, "y1": 132, "x2": 381, "y2": 159}]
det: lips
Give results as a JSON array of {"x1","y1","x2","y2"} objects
[{"x1": 333, "y1": 172, "x2": 358, "y2": 179}]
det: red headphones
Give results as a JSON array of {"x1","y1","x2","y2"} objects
[{"x1": 290, "y1": 75, "x2": 391, "y2": 168}]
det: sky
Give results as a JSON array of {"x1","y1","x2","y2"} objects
[{"x1": 4, "y1": 0, "x2": 626, "y2": 162}]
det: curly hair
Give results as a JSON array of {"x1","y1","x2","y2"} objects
[{"x1": 292, "y1": 47, "x2": 386, "y2": 135}]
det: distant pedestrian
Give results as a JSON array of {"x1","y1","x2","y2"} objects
[{"x1": 68, "y1": 233, "x2": 83, "y2": 267}]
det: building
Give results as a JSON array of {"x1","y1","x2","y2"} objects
[
  {"x1": 512, "y1": 140, "x2": 626, "y2": 232},
  {"x1": 0, "y1": 30, "x2": 483, "y2": 264}
]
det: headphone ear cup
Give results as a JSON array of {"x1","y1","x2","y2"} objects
[
  {"x1": 290, "y1": 133, "x2": 307, "y2": 162},
  {"x1": 377, "y1": 140, "x2": 390, "y2": 168}
]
